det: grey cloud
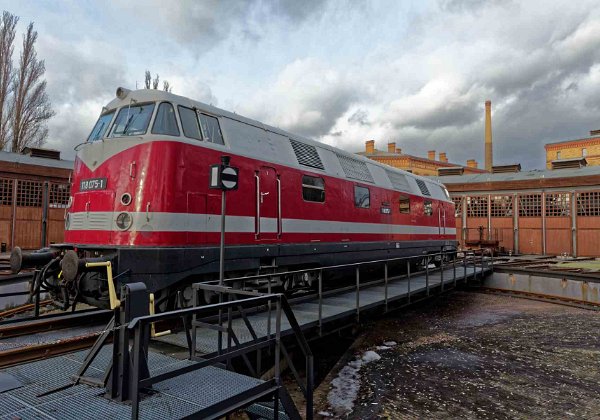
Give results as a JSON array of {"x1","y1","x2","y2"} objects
[
  {"x1": 38, "y1": 36, "x2": 127, "y2": 158},
  {"x1": 123, "y1": 0, "x2": 329, "y2": 48},
  {"x1": 285, "y1": 85, "x2": 357, "y2": 138},
  {"x1": 348, "y1": 109, "x2": 369, "y2": 126}
]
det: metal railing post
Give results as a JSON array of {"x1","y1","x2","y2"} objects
[
  {"x1": 463, "y1": 254, "x2": 468, "y2": 283},
  {"x1": 407, "y1": 260, "x2": 411, "y2": 303},
  {"x1": 318, "y1": 270, "x2": 323, "y2": 336},
  {"x1": 453, "y1": 253, "x2": 457, "y2": 288},
  {"x1": 440, "y1": 252, "x2": 445, "y2": 293},
  {"x1": 384, "y1": 262, "x2": 388, "y2": 313},
  {"x1": 307, "y1": 354, "x2": 314, "y2": 419},
  {"x1": 355, "y1": 266, "x2": 360, "y2": 322},
  {"x1": 426, "y1": 258, "x2": 430, "y2": 296},
  {"x1": 274, "y1": 298, "x2": 282, "y2": 419}
]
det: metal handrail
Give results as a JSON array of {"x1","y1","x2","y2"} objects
[
  {"x1": 128, "y1": 291, "x2": 314, "y2": 420},
  {"x1": 204, "y1": 247, "x2": 469, "y2": 285}
]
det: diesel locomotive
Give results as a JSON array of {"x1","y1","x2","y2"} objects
[{"x1": 11, "y1": 87, "x2": 457, "y2": 310}]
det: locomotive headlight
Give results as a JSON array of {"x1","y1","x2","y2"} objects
[{"x1": 116, "y1": 212, "x2": 133, "y2": 231}]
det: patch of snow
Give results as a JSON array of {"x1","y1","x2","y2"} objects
[
  {"x1": 376, "y1": 345, "x2": 391, "y2": 350},
  {"x1": 362, "y1": 350, "x2": 381, "y2": 363},
  {"x1": 318, "y1": 411, "x2": 333, "y2": 417},
  {"x1": 326, "y1": 350, "x2": 383, "y2": 416},
  {"x1": 383, "y1": 341, "x2": 397, "y2": 346}
]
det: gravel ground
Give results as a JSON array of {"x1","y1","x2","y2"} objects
[{"x1": 316, "y1": 291, "x2": 600, "y2": 419}]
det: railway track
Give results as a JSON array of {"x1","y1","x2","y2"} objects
[{"x1": 0, "y1": 309, "x2": 113, "y2": 367}]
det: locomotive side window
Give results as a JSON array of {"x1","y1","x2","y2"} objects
[
  {"x1": 152, "y1": 102, "x2": 180, "y2": 136},
  {"x1": 88, "y1": 111, "x2": 114, "y2": 141},
  {"x1": 354, "y1": 185, "x2": 370, "y2": 208},
  {"x1": 198, "y1": 113, "x2": 225, "y2": 145},
  {"x1": 178, "y1": 106, "x2": 202, "y2": 140},
  {"x1": 302, "y1": 175, "x2": 325, "y2": 203},
  {"x1": 424, "y1": 200, "x2": 433, "y2": 216},
  {"x1": 399, "y1": 195, "x2": 410, "y2": 214},
  {"x1": 110, "y1": 103, "x2": 155, "y2": 137}
]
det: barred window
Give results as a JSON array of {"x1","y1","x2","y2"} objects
[
  {"x1": 16, "y1": 180, "x2": 43, "y2": 207},
  {"x1": 491, "y1": 195, "x2": 513, "y2": 217},
  {"x1": 467, "y1": 196, "x2": 488, "y2": 218},
  {"x1": 0, "y1": 178, "x2": 12, "y2": 206},
  {"x1": 452, "y1": 196, "x2": 462, "y2": 217},
  {"x1": 546, "y1": 193, "x2": 570, "y2": 217},
  {"x1": 49, "y1": 183, "x2": 71, "y2": 208},
  {"x1": 519, "y1": 194, "x2": 542, "y2": 217},
  {"x1": 577, "y1": 191, "x2": 600, "y2": 216}
]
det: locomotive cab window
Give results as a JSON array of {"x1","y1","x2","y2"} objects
[
  {"x1": 178, "y1": 106, "x2": 202, "y2": 140},
  {"x1": 152, "y1": 102, "x2": 180, "y2": 136},
  {"x1": 354, "y1": 185, "x2": 370, "y2": 208},
  {"x1": 399, "y1": 195, "x2": 410, "y2": 214},
  {"x1": 424, "y1": 200, "x2": 433, "y2": 216},
  {"x1": 198, "y1": 113, "x2": 224, "y2": 145},
  {"x1": 302, "y1": 175, "x2": 325, "y2": 202},
  {"x1": 110, "y1": 103, "x2": 155, "y2": 137},
  {"x1": 88, "y1": 111, "x2": 114, "y2": 141}
]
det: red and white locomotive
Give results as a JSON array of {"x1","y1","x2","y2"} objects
[{"x1": 12, "y1": 88, "x2": 456, "y2": 309}]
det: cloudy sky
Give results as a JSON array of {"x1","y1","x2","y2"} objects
[{"x1": 2, "y1": 0, "x2": 600, "y2": 169}]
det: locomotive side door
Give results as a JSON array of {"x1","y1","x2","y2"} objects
[{"x1": 256, "y1": 166, "x2": 279, "y2": 240}]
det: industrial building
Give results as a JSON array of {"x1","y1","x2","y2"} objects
[
  {"x1": 358, "y1": 140, "x2": 486, "y2": 176},
  {"x1": 435, "y1": 166, "x2": 600, "y2": 256},
  {"x1": 0, "y1": 148, "x2": 72, "y2": 250},
  {"x1": 544, "y1": 130, "x2": 600, "y2": 169}
]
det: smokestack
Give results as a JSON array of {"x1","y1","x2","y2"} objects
[
  {"x1": 365, "y1": 140, "x2": 375, "y2": 154},
  {"x1": 467, "y1": 159, "x2": 478, "y2": 168},
  {"x1": 485, "y1": 100, "x2": 493, "y2": 172},
  {"x1": 387, "y1": 142, "x2": 396, "y2": 153},
  {"x1": 439, "y1": 152, "x2": 448, "y2": 162},
  {"x1": 427, "y1": 150, "x2": 436, "y2": 160}
]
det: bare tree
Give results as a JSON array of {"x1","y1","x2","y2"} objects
[
  {"x1": 142, "y1": 71, "x2": 172, "y2": 92},
  {"x1": 0, "y1": 12, "x2": 17, "y2": 149},
  {"x1": 10, "y1": 21, "x2": 55, "y2": 152}
]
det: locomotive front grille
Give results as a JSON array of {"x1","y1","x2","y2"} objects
[{"x1": 69, "y1": 212, "x2": 113, "y2": 230}]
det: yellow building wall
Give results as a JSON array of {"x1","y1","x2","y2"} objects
[{"x1": 545, "y1": 139, "x2": 600, "y2": 169}]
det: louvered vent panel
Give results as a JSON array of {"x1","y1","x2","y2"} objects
[
  {"x1": 290, "y1": 139, "x2": 324, "y2": 170},
  {"x1": 386, "y1": 170, "x2": 410, "y2": 192},
  {"x1": 416, "y1": 179, "x2": 431, "y2": 196},
  {"x1": 336, "y1": 153, "x2": 374, "y2": 183}
]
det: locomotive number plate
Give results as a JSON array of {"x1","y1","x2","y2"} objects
[{"x1": 80, "y1": 178, "x2": 107, "y2": 191}]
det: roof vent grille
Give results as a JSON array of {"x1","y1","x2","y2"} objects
[
  {"x1": 290, "y1": 139, "x2": 324, "y2": 170},
  {"x1": 336, "y1": 153, "x2": 374, "y2": 183},
  {"x1": 386, "y1": 170, "x2": 410, "y2": 191},
  {"x1": 416, "y1": 179, "x2": 431, "y2": 196}
]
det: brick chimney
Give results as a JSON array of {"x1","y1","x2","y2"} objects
[
  {"x1": 439, "y1": 152, "x2": 448, "y2": 162},
  {"x1": 396, "y1": 148, "x2": 402, "y2": 154},
  {"x1": 387, "y1": 142, "x2": 396, "y2": 153},
  {"x1": 485, "y1": 100, "x2": 493, "y2": 172},
  {"x1": 365, "y1": 140, "x2": 375, "y2": 154},
  {"x1": 467, "y1": 159, "x2": 478, "y2": 168},
  {"x1": 427, "y1": 150, "x2": 436, "y2": 160}
]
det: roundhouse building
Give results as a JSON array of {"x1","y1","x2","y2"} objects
[
  {"x1": 0, "y1": 148, "x2": 73, "y2": 250},
  {"x1": 432, "y1": 166, "x2": 600, "y2": 257}
]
